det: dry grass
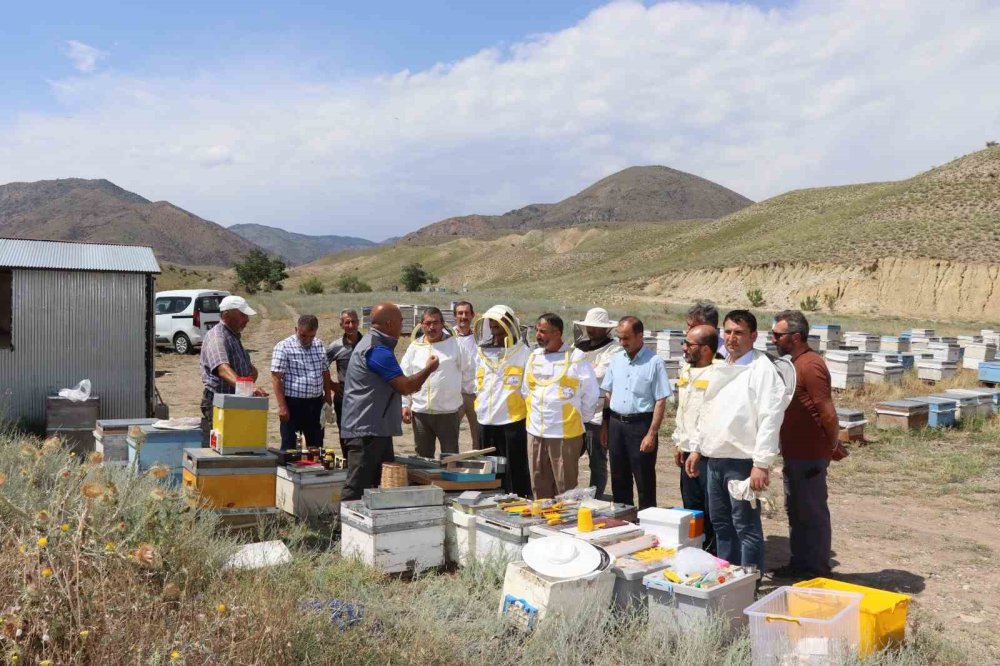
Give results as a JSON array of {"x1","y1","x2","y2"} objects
[{"x1": 0, "y1": 426, "x2": 982, "y2": 665}]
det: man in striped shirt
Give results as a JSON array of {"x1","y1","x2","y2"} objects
[{"x1": 271, "y1": 314, "x2": 333, "y2": 450}]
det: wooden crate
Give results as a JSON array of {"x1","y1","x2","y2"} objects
[
  {"x1": 182, "y1": 448, "x2": 277, "y2": 509},
  {"x1": 275, "y1": 466, "x2": 347, "y2": 518}
]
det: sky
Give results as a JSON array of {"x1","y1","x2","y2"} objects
[{"x1": 1, "y1": 0, "x2": 998, "y2": 241}]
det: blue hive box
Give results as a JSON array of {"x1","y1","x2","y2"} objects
[
  {"x1": 977, "y1": 361, "x2": 1000, "y2": 385},
  {"x1": 908, "y1": 396, "x2": 958, "y2": 428},
  {"x1": 897, "y1": 353, "x2": 915, "y2": 370},
  {"x1": 127, "y1": 426, "x2": 202, "y2": 484}
]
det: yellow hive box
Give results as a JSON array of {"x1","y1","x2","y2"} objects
[
  {"x1": 211, "y1": 394, "x2": 269, "y2": 453},
  {"x1": 182, "y1": 448, "x2": 277, "y2": 509},
  {"x1": 794, "y1": 578, "x2": 910, "y2": 656}
]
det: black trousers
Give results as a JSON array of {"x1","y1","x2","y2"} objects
[
  {"x1": 342, "y1": 436, "x2": 395, "y2": 502},
  {"x1": 783, "y1": 458, "x2": 832, "y2": 575},
  {"x1": 681, "y1": 451, "x2": 716, "y2": 555},
  {"x1": 279, "y1": 395, "x2": 325, "y2": 450},
  {"x1": 480, "y1": 420, "x2": 532, "y2": 498},
  {"x1": 608, "y1": 414, "x2": 657, "y2": 509}
]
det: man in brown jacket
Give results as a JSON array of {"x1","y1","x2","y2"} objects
[{"x1": 771, "y1": 310, "x2": 840, "y2": 578}]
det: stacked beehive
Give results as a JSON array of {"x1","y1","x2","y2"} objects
[
  {"x1": 94, "y1": 418, "x2": 157, "y2": 467},
  {"x1": 182, "y1": 394, "x2": 277, "y2": 512},
  {"x1": 809, "y1": 324, "x2": 842, "y2": 352},
  {"x1": 844, "y1": 332, "x2": 880, "y2": 352},
  {"x1": 824, "y1": 350, "x2": 866, "y2": 389},
  {"x1": 879, "y1": 336, "x2": 910, "y2": 354}
]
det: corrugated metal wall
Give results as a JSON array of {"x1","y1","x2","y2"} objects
[{"x1": 0, "y1": 269, "x2": 150, "y2": 426}]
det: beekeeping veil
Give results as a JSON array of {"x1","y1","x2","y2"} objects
[{"x1": 472, "y1": 305, "x2": 524, "y2": 366}]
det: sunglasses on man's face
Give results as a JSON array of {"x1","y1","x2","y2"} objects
[
  {"x1": 682, "y1": 340, "x2": 703, "y2": 347},
  {"x1": 770, "y1": 330, "x2": 793, "y2": 339}
]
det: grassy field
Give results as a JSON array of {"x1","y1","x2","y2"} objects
[{"x1": 0, "y1": 427, "x2": 986, "y2": 665}]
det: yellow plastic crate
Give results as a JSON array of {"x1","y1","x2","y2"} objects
[{"x1": 794, "y1": 577, "x2": 910, "y2": 656}]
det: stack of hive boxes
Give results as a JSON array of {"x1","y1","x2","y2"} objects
[
  {"x1": 824, "y1": 350, "x2": 866, "y2": 389},
  {"x1": 753, "y1": 336, "x2": 778, "y2": 355},
  {"x1": 961, "y1": 339, "x2": 996, "y2": 371},
  {"x1": 835, "y1": 408, "x2": 866, "y2": 442},
  {"x1": 182, "y1": 394, "x2": 277, "y2": 511},
  {"x1": 908, "y1": 329, "x2": 936, "y2": 351},
  {"x1": 879, "y1": 336, "x2": 911, "y2": 354},
  {"x1": 656, "y1": 329, "x2": 686, "y2": 385},
  {"x1": 981, "y1": 330, "x2": 1000, "y2": 347},
  {"x1": 809, "y1": 324, "x2": 842, "y2": 352},
  {"x1": 844, "y1": 332, "x2": 880, "y2": 352},
  {"x1": 864, "y1": 359, "x2": 904, "y2": 384},
  {"x1": 916, "y1": 342, "x2": 959, "y2": 382}
]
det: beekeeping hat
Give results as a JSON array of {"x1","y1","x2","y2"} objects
[
  {"x1": 521, "y1": 536, "x2": 602, "y2": 579},
  {"x1": 474, "y1": 305, "x2": 521, "y2": 345},
  {"x1": 574, "y1": 307, "x2": 617, "y2": 329}
]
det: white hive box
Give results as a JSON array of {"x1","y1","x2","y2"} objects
[
  {"x1": 928, "y1": 342, "x2": 961, "y2": 363},
  {"x1": 870, "y1": 353, "x2": 900, "y2": 364},
  {"x1": 829, "y1": 371, "x2": 864, "y2": 390},
  {"x1": 499, "y1": 559, "x2": 615, "y2": 626},
  {"x1": 638, "y1": 507, "x2": 692, "y2": 546},
  {"x1": 275, "y1": 466, "x2": 347, "y2": 518},
  {"x1": 661, "y1": 358, "x2": 682, "y2": 380},
  {"x1": 656, "y1": 330, "x2": 686, "y2": 358},
  {"x1": 879, "y1": 336, "x2": 910, "y2": 353},
  {"x1": 446, "y1": 506, "x2": 480, "y2": 567},
  {"x1": 962, "y1": 343, "x2": 996, "y2": 370},
  {"x1": 864, "y1": 362, "x2": 904, "y2": 385},
  {"x1": 844, "y1": 333, "x2": 879, "y2": 352},
  {"x1": 939, "y1": 390, "x2": 983, "y2": 421},
  {"x1": 916, "y1": 359, "x2": 958, "y2": 382},
  {"x1": 340, "y1": 500, "x2": 445, "y2": 573}
]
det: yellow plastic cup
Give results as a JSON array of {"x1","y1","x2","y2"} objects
[{"x1": 577, "y1": 507, "x2": 594, "y2": 532}]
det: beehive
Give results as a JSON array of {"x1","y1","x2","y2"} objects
[{"x1": 211, "y1": 394, "x2": 269, "y2": 453}]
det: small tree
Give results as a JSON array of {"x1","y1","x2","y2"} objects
[
  {"x1": 823, "y1": 293, "x2": 839, "y2": 312},
  {"x1": 800, "y1": 295, "x2": 820, "y2": 311},
  {"x1": 298, "y1": 277, "x2": 325, "y2": 295},
  {"x1": 233, "y1": 249, "x2": 288, "y2": 294},
  {"x1": 400, "y1": 262, "x2": 437, "y2": 292},
  {"x1": 336, "y1": 275, "x2": 372, "y2": 294},
  {"x1": 746, "y1": 288, "x2": 766, "y2": 307}
]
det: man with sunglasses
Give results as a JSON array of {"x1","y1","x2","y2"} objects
[
  {"x1": 672, "y1": 324, "x2": 720, "y2": 554},
  {"x1": 686, "y1": 310, "x2": 791, "y2": 574},
  {"x1": 771, "y1": 310, "x2": 840, "y2": 579}
]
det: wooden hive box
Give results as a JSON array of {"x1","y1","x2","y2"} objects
[
  {"x1": 275, "y1": 466, "x2": 348, "y2": 518},
  {"x1": 182, "y1": 448, "x2": 277, "y2": 509},
  {"x1": 874, "y1": 400, "x2": 929, "y2": 430},
  {"x1": 210, "y1": 394, "x2": 269, "y2": 453}
]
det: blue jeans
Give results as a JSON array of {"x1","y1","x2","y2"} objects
[
  {"x1": 707, "y1": 458, "x2": 764, "y2": 571},
  {"x1": 584, "y1": 423, "x2": 608, "y2": 499}
]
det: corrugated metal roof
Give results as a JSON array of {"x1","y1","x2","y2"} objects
[{"x1": 0, "y1": 238, "x2": 161, "y2": 273}]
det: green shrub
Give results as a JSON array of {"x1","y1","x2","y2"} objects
[
  {"x1": 336, "y1": 275, "x2": 372, "y2": 293},
  {"x1": 746, "y1": 288, "x2": 766, "y2": 307},
  {"x1": 800, "y1": 295, "x2": 820, "y2": 311},
  {"x1": 298, "y1": 277, "x2": 325, "y2": 295}
]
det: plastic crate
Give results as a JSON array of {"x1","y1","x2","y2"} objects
[
  {"x1": 745, "y1": 586, "x2": 862, "y2": 665},
  {"x1": 794, "y1": 578, "x2": 909, "y2": 657}
]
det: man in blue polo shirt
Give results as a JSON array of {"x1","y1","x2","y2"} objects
[
  {"x1": 340, "y1": 302, "x2": 439, "y2": 502},
  {"x1": 600, "y1": 316, "x2": 672, "y2": 509}
]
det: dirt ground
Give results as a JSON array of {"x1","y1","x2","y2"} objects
[{"x1": 155, "y1": 301, "x2": 1000, "y2": 659}]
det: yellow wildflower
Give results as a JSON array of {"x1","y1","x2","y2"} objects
[
  {"x1": 18, "y1": 544, "x2": 26, "y2": 555},
  {"x1": 37, "y1": 536, "x2": 48, "y2": 548},
  {"x1": 104, "y1": 542, "x2": 115, "y2": 553},
  {"x1": 40, "y1": 660, "x2": 53, "y2": 666},
  {"x1": 60, "y1": 523, "x2": 70, "y2": 533},
  {"x1": 10, "y1": 655, "x2": 18, "y2": 664},
  {"x1": 41, "y1": 567, "x2": 53, "y2": 579},
  {"x1": 215, "y1": 602, "x2": 227, "y2": 615},
  {"x1": 170, "y1": 650, "x2": 181, "y2": 661},
  {"x1": 79, "y1": 629, "x2": 90, "y2": 637}
]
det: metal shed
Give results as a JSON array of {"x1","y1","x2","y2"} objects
[{"x1": 0, "y1": 238, "x2": 161, "y2": 428}]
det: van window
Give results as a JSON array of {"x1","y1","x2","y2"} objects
[
  {"x1": 155, "y1": 297, "x2": 192, "y2": 315},
  {"x1": 197, "y1": 296, "x2": 223, "y2": 313},
  {"x1": 0, "y1": 269, "x2": 12, "y2": 350}
]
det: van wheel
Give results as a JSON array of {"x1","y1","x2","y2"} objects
[{"x1": 173, "y1": 333, "x2": 193, "y2": 355}]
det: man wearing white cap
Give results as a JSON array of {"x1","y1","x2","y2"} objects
[
  {"x1": 198, "y1": 295, "x2": 267, "y2": 445},
  {"x1": 573, "y1": 308, "x2": 620, "y2": 499}
]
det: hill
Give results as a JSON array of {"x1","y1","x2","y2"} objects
[
  {"x1": 229, "y1": 223, "x2": 376, "y2": 265},
  {"x1": 295, "y1": 146, "x2": 1000, "y2": 321},
  {"x1": 402, "y1": 165, "x2": 752, "y2": 242},
  {"x1": 0, "y1": 178, "x2": 259, "y2": 266}
]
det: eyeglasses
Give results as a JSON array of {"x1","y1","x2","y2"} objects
[
  {"x1": 681, "y1": 340, "x2": 703, "y2": 347},
  {"x1": 770, "y1": 330, "x2": 793, "y2": 339}
]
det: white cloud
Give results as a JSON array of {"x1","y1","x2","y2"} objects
[
  {"x1": 4, "y1": 1, "x2": 1000, "y2": 240},
  {"x1": 64, "y1": 40, "x2": 108, "y2": 73}
]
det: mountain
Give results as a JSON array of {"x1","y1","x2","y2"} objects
[
  {"x1": 228, "y1": 223, "x2": 376, "y2": 265},
  {"x1": 0, "y1": 178, "x2": 258, "y2": 266},
  {"x1": 295, "y1": 146, "x2": 1000, "y2": 321},
  {"x1": 402, "y1": 165, "x2": 752, "y2": 242}
]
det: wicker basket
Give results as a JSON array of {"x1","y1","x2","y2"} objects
[{"x1": 381, "y1": 462, "x2": 409, "y2": 488}]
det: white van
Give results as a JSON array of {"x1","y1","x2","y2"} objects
[{"x1": 155, "y1": 289, "x2": 230, "y2": 354}]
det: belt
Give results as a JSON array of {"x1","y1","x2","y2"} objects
[{"x1": 610, "y1": 411, "x2": 654, "y2": 424}]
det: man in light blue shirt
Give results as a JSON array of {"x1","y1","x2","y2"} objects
[{"x1": 600, "y1": 316, "x2": 672, "y2": 508}]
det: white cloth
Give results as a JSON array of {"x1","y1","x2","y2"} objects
[
  {"x1": 672, "y1": 363, "x2": 715, "y2": 453},
  {"x1": 454, "y1": 332, "x2": 479, "y2": 392},
  {"x1": 695, "y1": 350, "x2": 791, "y2": 468},
  {"x1": 576, "y1": 338, "x2": 620, "y2": 426},
  {"x1": 401, "y1": 335, "x2": 474, "y2": 413},
  {"x1": 473, "y1": 342, "x2": 531, "y2": 425},
  {"x1": 521, "y1": 343, "x2": 599, "y2": 439},
  {"x1": 727, "y1": 478, "x2": 774, "y2": 511}
]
